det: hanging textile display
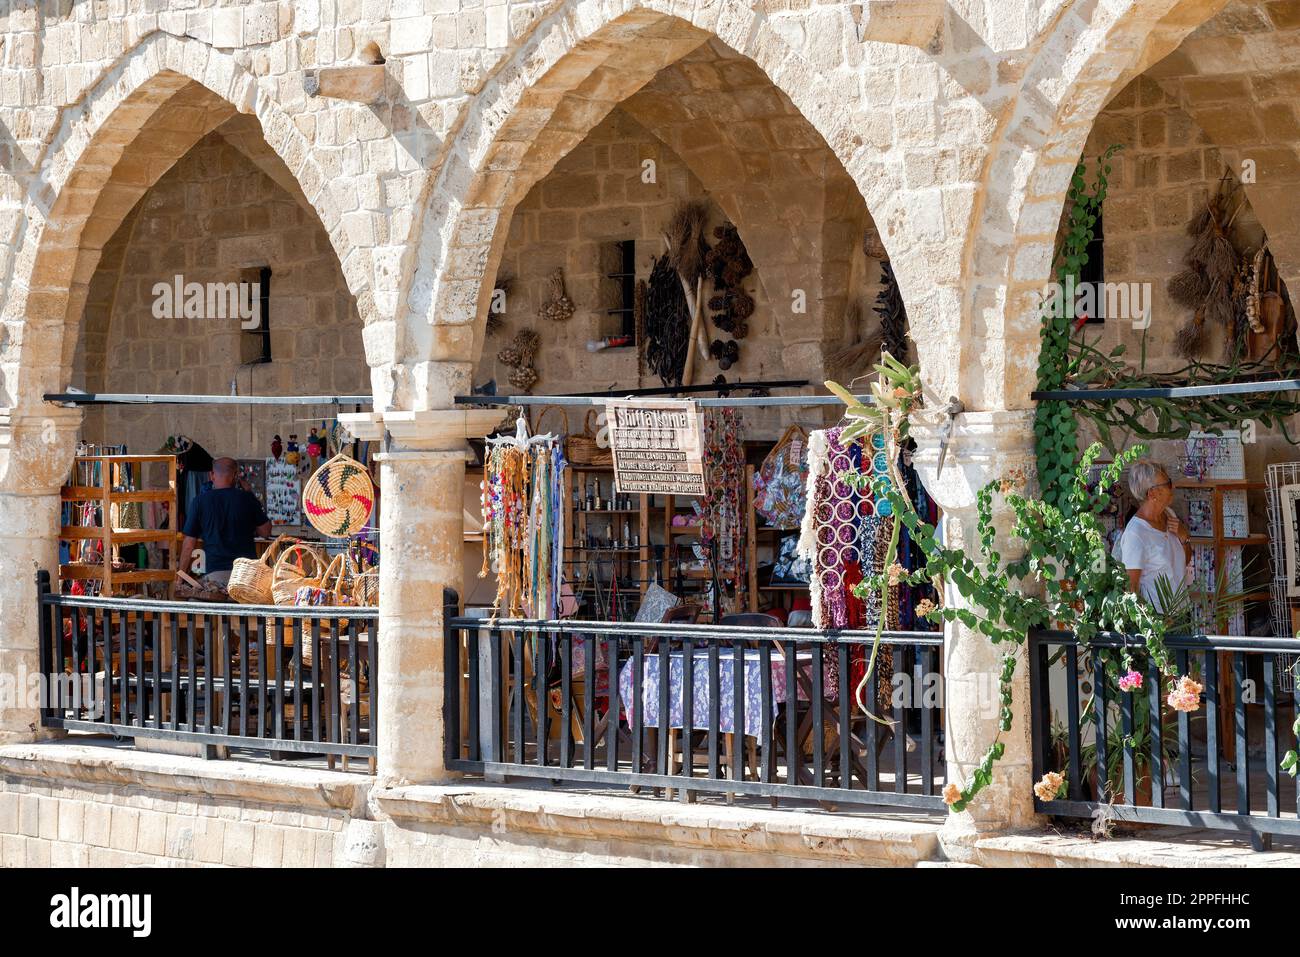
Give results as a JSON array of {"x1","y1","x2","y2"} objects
[
  {"x1": 753, "y1": 424, "x2": 809, "y2": 529},
  {"x1": 479, "y1": 428, "x2": 567, "y2": 618},
  {"x1": 702, "y1": 407, "x2": 746, "y2": 614},
  {"x1": 796, "y1": 426, "x2": 897, "y2": 708}
]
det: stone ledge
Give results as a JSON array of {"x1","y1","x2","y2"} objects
[
  {"x1": 968, "y1": 830, "x2": 1300, "y2": 868},
  {"x1": 371, "y1": 783, "x2": 947, "y2": 866},
  {"x1": 0, "y1": 743, "x2": 369, "y2": 815}
]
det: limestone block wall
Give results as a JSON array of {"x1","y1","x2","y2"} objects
[
  {"x1": 72, "y1": 126, "x2": 366, "y2": 462},
  {"x1": 1077, "y1": 75, "x2": 1298, "y2": 509},
  {"x1": 480, "y1": 107, "x2": 863, "y2": 440}
]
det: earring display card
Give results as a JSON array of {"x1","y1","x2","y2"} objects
[
  {"x1": 1282, "y1": 484, "x2": 1300, "y2": 598},
  {"x1": 1221, "y1": 489, "x2": 1250, "y2": 538},
  {"x1": 1185, "y1": 431, "x2": 1245, "y2": 481},
  {"x1": 1183, "y1": 490, "x2": 1213, "y2": 538},
  {"x1": 265, "y1": 456, "x2": 301, "y2": 526}
]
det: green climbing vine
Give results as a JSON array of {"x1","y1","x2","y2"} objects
[{"x1": 1035, "y1": 145, "x2": 1120, "y2": 510}]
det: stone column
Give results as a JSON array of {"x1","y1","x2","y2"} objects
[
  {"x1": 341, "y1": 408, "x2": 505, "y2": 786},
  {"x1": 909, "y1": 410, "x2": 1041, "y2": 851},
  {"x1": 0, "y1": 407, "x2": 81, "y2": 744}
]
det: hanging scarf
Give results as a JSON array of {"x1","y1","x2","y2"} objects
[
  {"x1": 480, "y1": 439, "x2": 568, "y2": 618},
  {"x1": 702, "y1": 407, "x2": 746, "y2": 613}
]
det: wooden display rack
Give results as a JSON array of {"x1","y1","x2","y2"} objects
[
  {"x1": 565, "y1": 465, "x2": 652, "y2": 603},
  {"x1": 1175, "y1": 477, "x2": 1270, "y2": 764},
  {"x1": 60, "y1": 454, "x2": 178, "y2": 596}
]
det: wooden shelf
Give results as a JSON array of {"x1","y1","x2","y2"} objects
[
  {"x1": 1175, "y1": 479, "x2": 1265, "y2": 490},
  {"x1": 60, "y1": 453, "x2": 177, "y2": 597},
  {"x1": 60, "y1": 565, "x2": 175, "y2": 583},
  {"x1": 1189, "y1": 534, "x2": 1269, "y2": 546},
  {"x1": 60, "y1": 527, "x2": 173, "y2": 543},
  {"x1": 62, "y1": 487, "x2": 174, "y2": 503}
]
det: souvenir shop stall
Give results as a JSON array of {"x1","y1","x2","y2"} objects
[
  {"x1": 56, "y1": 403, "x2": 382, "y2": 614},
  {"x1": 472, "y1": 393, "x2": 942, "y2": 632}
]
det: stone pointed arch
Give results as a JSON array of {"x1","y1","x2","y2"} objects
[
  {"x1": 0, "y1": 33, "x2": 376, "y2": 422},
  {"x1": 398, "y1": 0, "x2": 914, "y2": 412},
  {"x1": 970, "y1": 0, "x2": 1232, "y2": 412}
]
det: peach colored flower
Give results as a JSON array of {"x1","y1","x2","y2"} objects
[
  {"x1": 943, "y1": 782, "x2": 962, "y2": 807},
  {"x1": 886, "y1": 562, "x2": 906, "y2": 587},
  {"x1": 1034, "y1": 771, "x2": 1064, "y2": 802},
  {"x1": 1166, "y1": 674, "x2": 1204, "y2": 713},
  {"x1": 915, "y1": 598, "x2": 937, "y2": 618}
]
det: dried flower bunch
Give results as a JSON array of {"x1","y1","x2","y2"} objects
[
  {"x1": 538, "y1": 268, "x2": 575, "y2": 322},
  {"x1": 486, "y1": 273, "x2": 512, "y2": 336},
  {"x1": 497, "y1": 328, "x2": 541, "y2": 392},
  {"x1": 1169, "y1": 175, "x2": 1245, "y2": 359},
  {"x1": 702, "y1": 222, "x2": 754, "y2": 370}
]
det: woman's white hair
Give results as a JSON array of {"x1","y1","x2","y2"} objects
[{"x1": 1127, "y1": 458, "x2": 1169, "y2": 501}]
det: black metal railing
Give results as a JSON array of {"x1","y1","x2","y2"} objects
[
  {"x1": 36, "y1": 570, "x2": 377, "y2": 765},
  {"x1": 1029, "y1": 629, "x2": 1300, "y2": 849},
  {"x1": 444, "y1": 615, "x2": 947, "y2": 809}
]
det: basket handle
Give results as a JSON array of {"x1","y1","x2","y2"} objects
[
  {"x1": 260, "y1": 534, "x2": 297, "y2": 568},
  {"x1": 533, "y1": 405, "x2": 569, "y2": 438},
  {"x1": 321, "y1": 553, "x2": 351, "y2": 594},
  {"x1": 275, "y1": 542, "x2": 325, "y2": 577},
  {"x1": 581, "y1": 408, "x2": 601, "y2": 437}
]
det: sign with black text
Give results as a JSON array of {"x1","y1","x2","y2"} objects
[{"x1": 605, "y1": 399, "x2": 705, "y2": 496}]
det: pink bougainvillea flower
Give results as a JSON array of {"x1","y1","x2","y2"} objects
[{"x1": 1118, "y1": 670, "x2": 1143, "y2": 693}]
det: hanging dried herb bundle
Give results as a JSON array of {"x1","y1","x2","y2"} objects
[
  {"x1": 537, "y1": 268, "x2": 575, "y2": 322},
  {"x1": 644, "y1": 254, "x2": 690, "y2": 386},
  {"x1": 876, "y1": 259, "x2": 909, "y2": 364},
  {"x1": 1172, "y1": 176, "x2": 1244, "y2": 359},
  {"x1": 666, "y1": 200, "x2": 711, "y2": 286},
  {"x1": 634, "y1": 278, "x2": 647, "y2": 378},
  {"x1": 828, "y1": 300, "x2": 883, "y2": 379},
  {"x1": 486, "y1": 273, "x2": 512, "y2": 336},
  {"x1": 498, "y1": 328, "x2": 540, "y2": 392}
]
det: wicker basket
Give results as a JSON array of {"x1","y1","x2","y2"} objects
[
  {"x1": 271, "y1": 542, "x2": 328, "y2": 605},
  {"x1": 352, "y1": 570, "x2": 378, "y2": 606},
  {"x1": 567, "y1": 409, "x2": 612, "y2": 466},
  {"x1": 228, "y1": 535, "x2": 295, "y2": 605}
]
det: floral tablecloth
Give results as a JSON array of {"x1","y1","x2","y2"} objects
[{"x1": 617, "y1": 649, "x2": 804, "y2": 738}]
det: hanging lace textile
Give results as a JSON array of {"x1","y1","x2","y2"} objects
[
  {"x1": 480, "y1": 431, "x2": 567, "y2": 618},
  {"x1": 797, "y1": 426, "x2": 897, "y2": 705}
]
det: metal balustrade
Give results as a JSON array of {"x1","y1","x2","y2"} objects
[
  {"x1": 1029, "y1": 629, "x2": 1300, "y2": 850},
  {"x1": 35, "y1": 570, "x2": 376, "y2": 766},
  {"x1": 445, "y1": 614, "x2": 947, "y2": 809}
]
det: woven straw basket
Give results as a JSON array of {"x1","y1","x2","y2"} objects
[
  {"x1": 303, "y1": 453, "x2": 374, "y2": 538},
  {"x1": 567, "y1": 409, "x2": 612, "y2": 467},
  {"x1": 228, "y1": 535, "x2": 295, "y2": 605},
  {"x1": 271, "y1": 542, "x2": 328, "y2": 606}
]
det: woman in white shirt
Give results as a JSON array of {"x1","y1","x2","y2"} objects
[{"x1": 1113, "y1": 459, "x2": 1191, "y2": 612}]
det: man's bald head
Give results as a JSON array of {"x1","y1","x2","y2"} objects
[{"x1": 212, "y1": 457, "x2": 238, "y2": 487}]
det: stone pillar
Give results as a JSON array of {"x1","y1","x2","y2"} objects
[
  {"x1": 340, "y1": 408, "x2": 505, "y2": 786},
  {"x1": 909, "y1": 410, "x2": 1041, "y2": 851},
  {"x1": 0, "y1": 407, "x2": 81, "y2": 744}
]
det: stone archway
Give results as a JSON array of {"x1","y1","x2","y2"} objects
[
  {"x1": 397, "y1": 0, "x2": 958, "y2": 413},
  {"x1": 0, "y1": 36, "x2": 373, "y2": 745},
  {"x1": 972, "y1": 0, "x2": 1233, "y2": 413},
  {"x1": 0, "y1": 35, "x2": 382, "y2": 429}
]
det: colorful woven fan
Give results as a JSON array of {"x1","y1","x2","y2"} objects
[{"x1": 303, "y1": 453, "x2": 374, "y2": 538}]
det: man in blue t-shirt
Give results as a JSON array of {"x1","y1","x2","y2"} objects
[{"x1": 178, "y1": 457, "x2": 272, "y2": 585}]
